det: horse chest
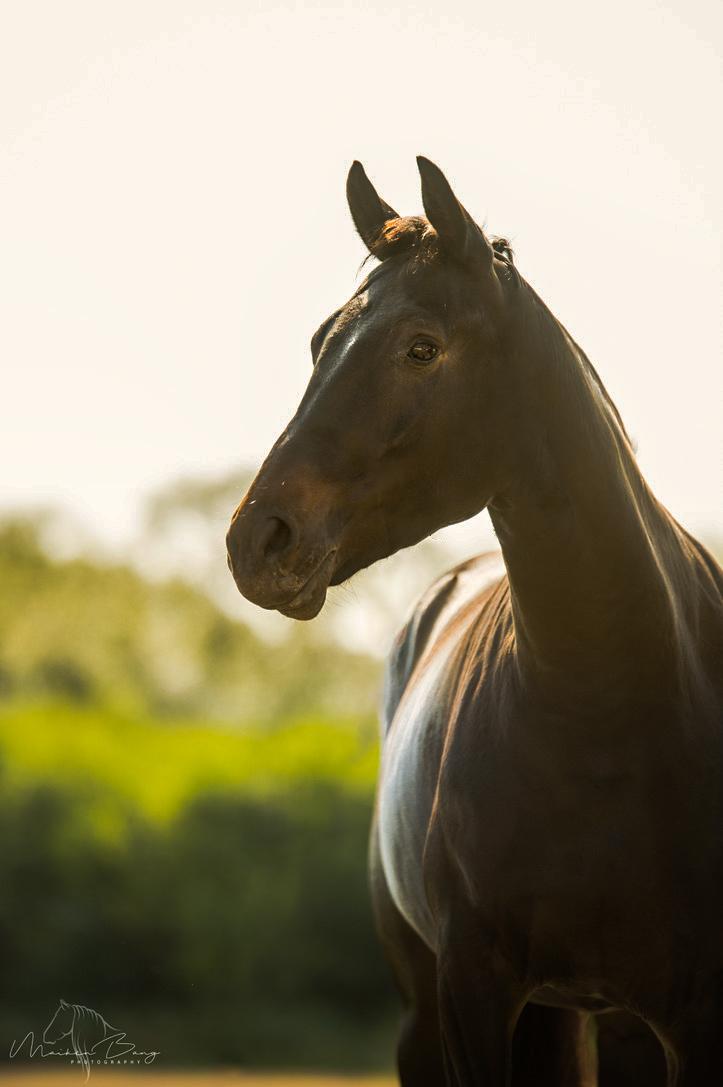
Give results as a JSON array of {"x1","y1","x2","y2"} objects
[
  {"x1": 377, "y1": 637, "x2": 455, "y2": 952},
  {"x1": 434, "y1": 713, "x2": 723, "y2": 977}
]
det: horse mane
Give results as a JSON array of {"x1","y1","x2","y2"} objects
[{"x1": 517, "y1": 279, "x2": 636, "y2": 453}]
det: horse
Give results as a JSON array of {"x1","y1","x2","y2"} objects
[
  {"x1": 43, "y1": 998, "x2": 123, "y2": 1078},
  {"x1": 226, "y1": 157, "x2": 723, "y2": 1086}
]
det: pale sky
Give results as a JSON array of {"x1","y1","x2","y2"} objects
[{"x1": 2, "y1": 0, "x2": 721, "y2": 552}]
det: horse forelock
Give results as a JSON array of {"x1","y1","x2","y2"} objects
[
  {"x1": 359, "y1": 215, "x2": 439, "y2": 270},
  {"x1": 361, "y1": 216, "x2": 515, "y2": 278}
]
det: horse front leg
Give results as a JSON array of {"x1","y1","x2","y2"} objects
[
  {"x1": 595, "y1": 1009, "x2": 666, "y2": 1086},
  {"x1": 512, "y1": 1005, "x2": 598, "y2": 1087},
  {"x1": 436, "y1": 920, "x2": 524, "y2": 1087},
  {"x1": 369, "y1": 816, "x2": 446, "y2": 1087}
]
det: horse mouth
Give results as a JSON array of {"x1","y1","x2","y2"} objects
[
  {"x1": 276, "y1": 550, "x2": 338, "y2": 620},
  {"x1": 329, "y1": 556, "x2": 362, "y2": 587}
]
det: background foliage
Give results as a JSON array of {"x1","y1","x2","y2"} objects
[{"x1": 0, "y1": 500, "x2": 397, "y2": 1069}]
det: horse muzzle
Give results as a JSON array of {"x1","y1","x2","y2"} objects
[{"x1": 226, "y1": 497, "x2": 338, "y2": 620}]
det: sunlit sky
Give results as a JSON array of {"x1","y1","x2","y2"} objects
[{"x1": 2, "y1": 0, "x2": 721, "y2": 552}]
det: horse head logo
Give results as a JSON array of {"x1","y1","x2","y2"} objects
[{"x1": 42, "y1": 999, "x2": 119, "y2": 1079}]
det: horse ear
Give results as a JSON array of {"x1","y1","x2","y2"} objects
[
  {"x1": 416, "y1": 156, "x2": 493, "y2": 269},
  {"x1": 60, "y1": 999, "x2": 68, "y2": 1008},
  {"x1": 346, "y1": 161, "x2": 400, "y2": 257}
]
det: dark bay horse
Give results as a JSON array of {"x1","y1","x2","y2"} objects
[{"x1": 226, "y1": 158, "x2": 723, "y2": 1086}]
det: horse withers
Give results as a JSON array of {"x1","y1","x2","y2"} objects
[{"x1": 226, "y1": 158, "x2": 723, "y2": 1086}]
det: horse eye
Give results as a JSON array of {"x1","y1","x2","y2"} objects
[{"x1": 408, "y1": 340, "x2": 439, "y2": 364}]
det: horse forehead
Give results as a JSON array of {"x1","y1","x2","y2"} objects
[
  {"x1": 343, "y1": 269, "x2": 446, "y2": 334},
  {"x1": 320, "y1": 262, "x2": 457, "y2": 371},
  {"x1": 374, "y1": 257, "x2": 469, "y2": 319},
  {"x1": 366, "y1": 260, "x2": 433, "y2": 303}
]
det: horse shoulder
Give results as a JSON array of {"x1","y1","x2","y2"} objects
[{"x1": 377, "y1": 552, "x2": 506, "y2": 949}]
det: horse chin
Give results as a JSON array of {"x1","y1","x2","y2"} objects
[
  {"x1": 275, "y1": 550, "x2": 337, "y2": 620},
  {"x1": 277, "y1": 588, "x2": 327, "y2": 621}
]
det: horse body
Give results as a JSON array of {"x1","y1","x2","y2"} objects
[
  {"x1": 226, "y1": 157, "x2": 723, "y2": 1085},
  {"x1": 379, "y1": 540, "x2": 723, "y2": 968},
  {"x1": 375, "y1": 532, "x2": 722, "y2": 1083}
]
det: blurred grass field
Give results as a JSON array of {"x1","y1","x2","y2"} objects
[{"x1": 0, "y1": 702, "x2": 379, "y2": 825}]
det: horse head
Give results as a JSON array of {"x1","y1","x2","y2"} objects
[
  {"x1": 227, "y1": 157, "x2": 519, "y2": 618},
  {"x1": 42, "y1": 998, "x2": 73, "y2": 1045}
]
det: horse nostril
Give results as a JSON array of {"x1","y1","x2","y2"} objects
[{"x1": 260, "y1": 516, "x2": 293, "y2": 561}]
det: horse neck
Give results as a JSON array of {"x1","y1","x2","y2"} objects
[{"x1": 488, "y1": 286, "x2": 689, "y2": 699}]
